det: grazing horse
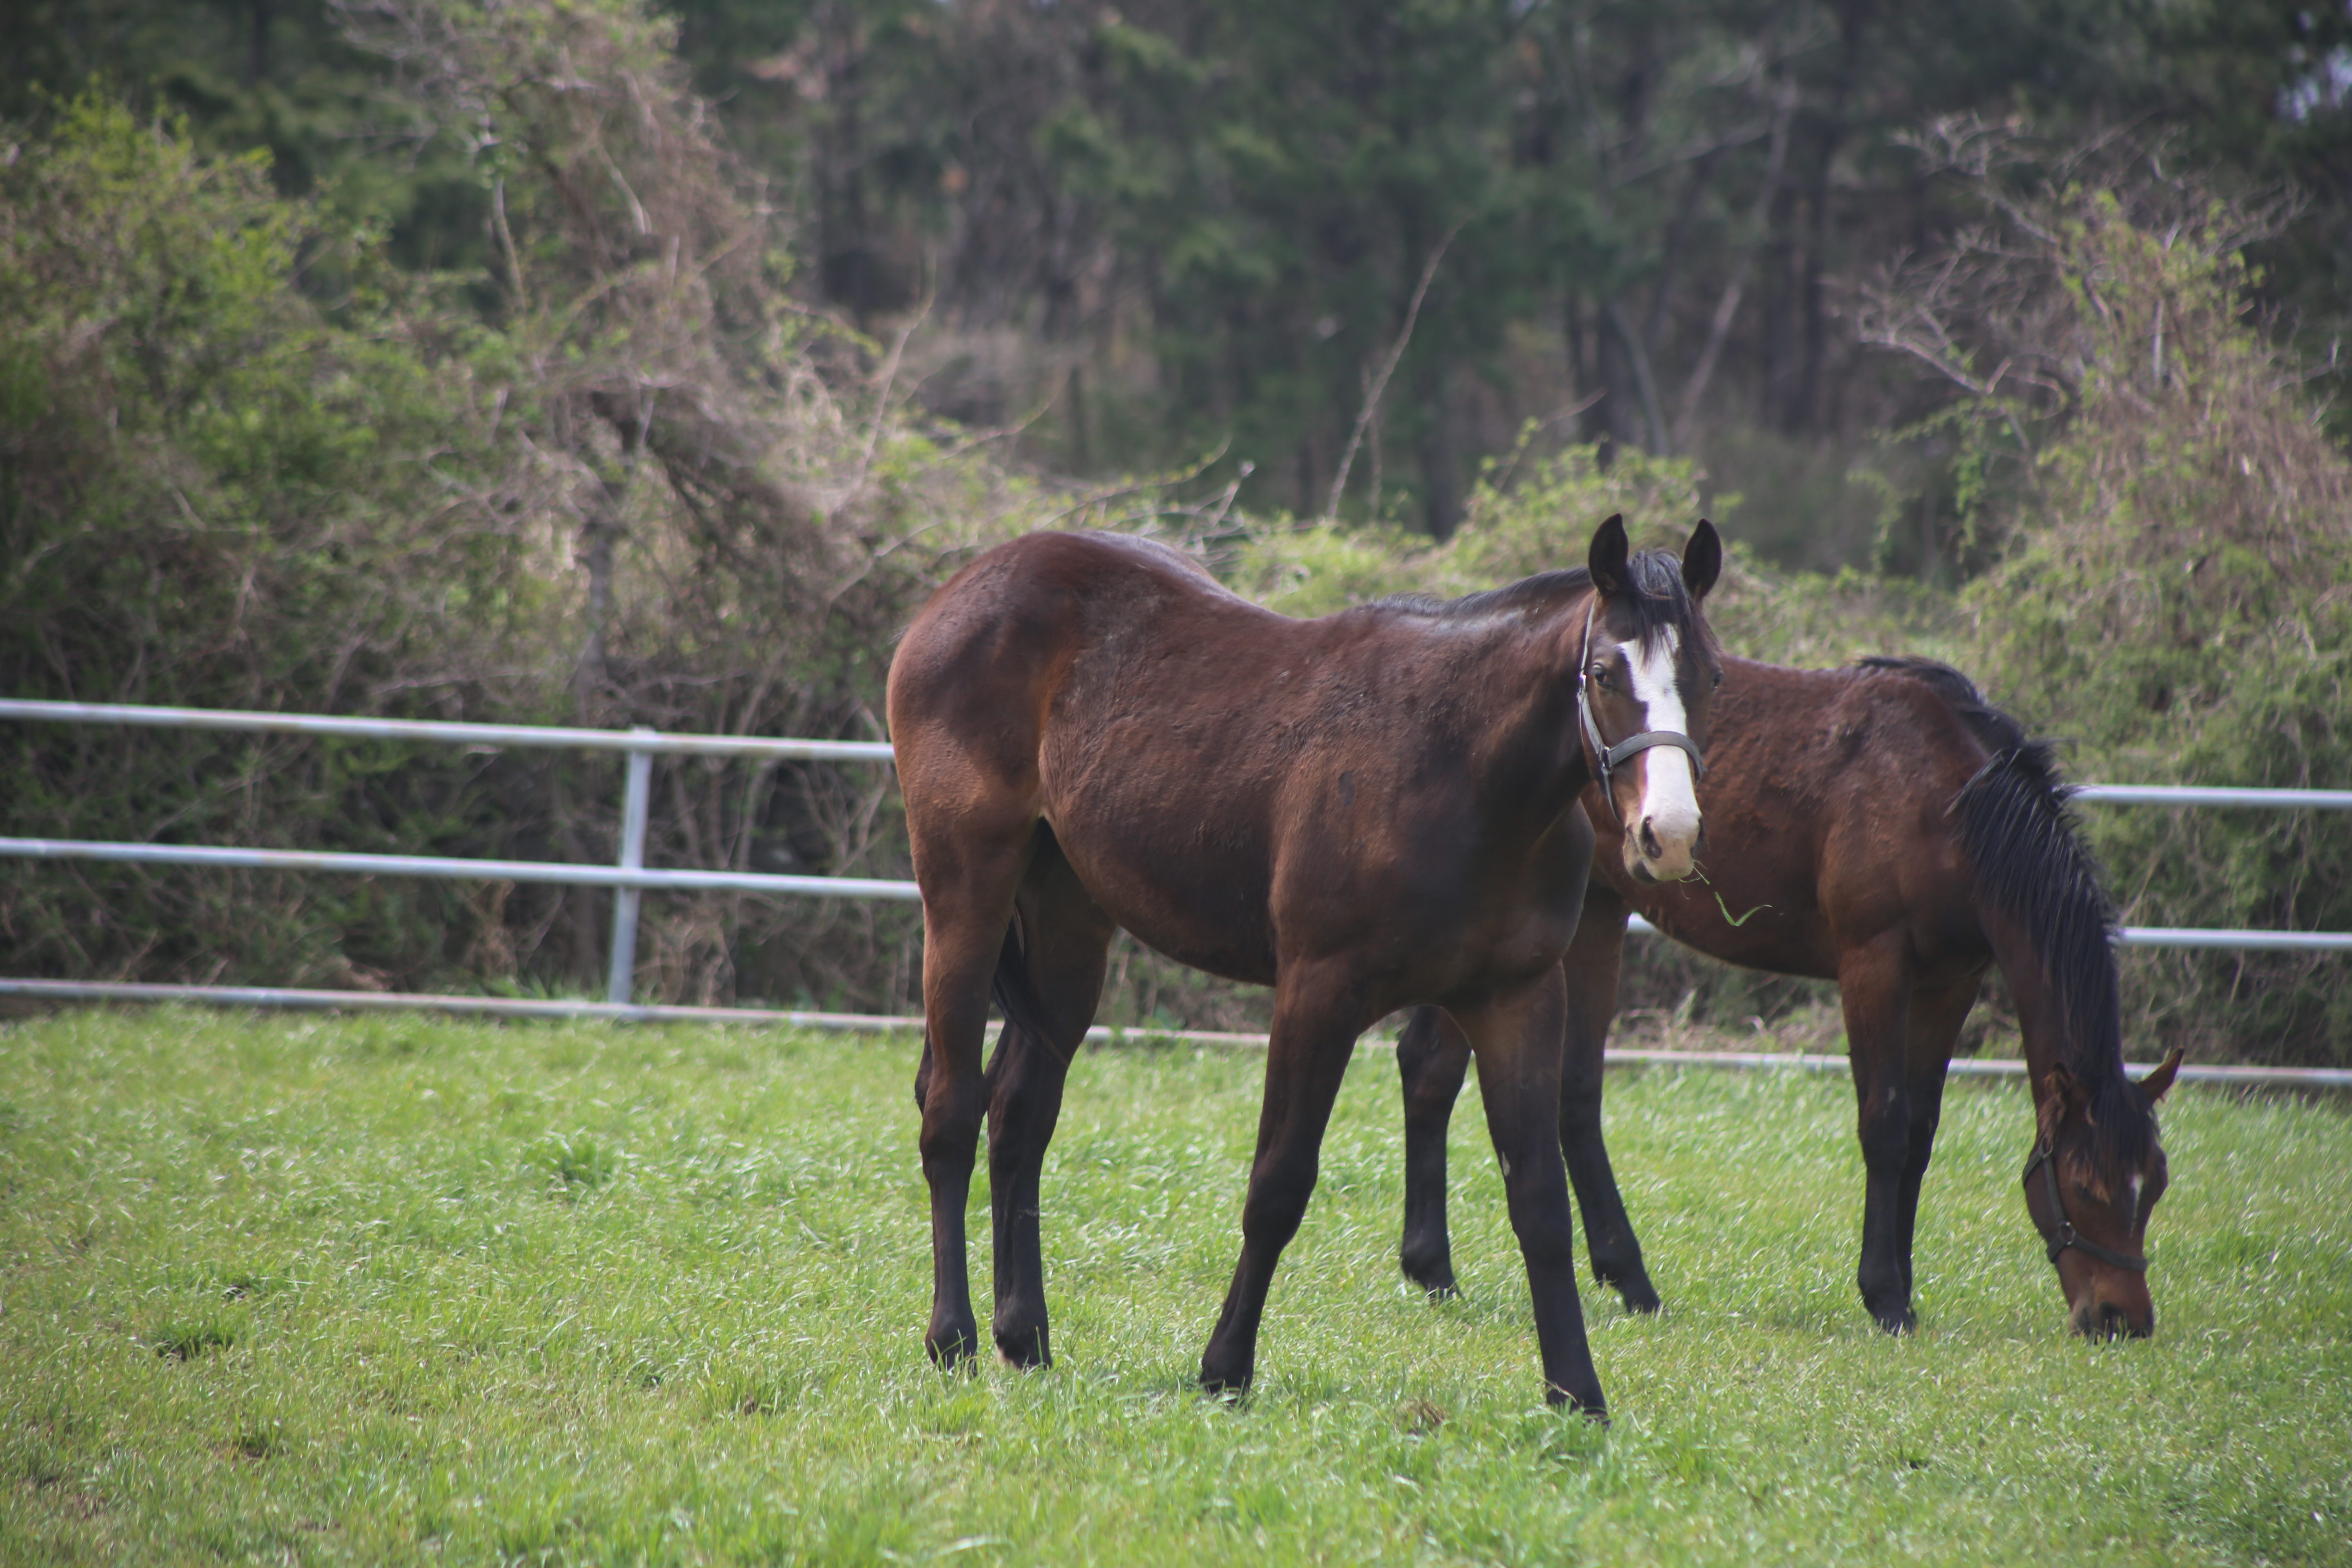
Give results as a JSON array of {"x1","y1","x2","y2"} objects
[
  {"x1": 890, "y1": 516, "x2": 1723, "y2": 1412},
  {"x1": 1394, "y1": 655, "x2": 2185, "y2": 1339}
]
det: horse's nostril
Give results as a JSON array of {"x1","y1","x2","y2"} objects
[{"x1": 1639, "y1": 818, "x2": 1664, "y2": 858}]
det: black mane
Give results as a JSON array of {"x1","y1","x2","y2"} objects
[
  {"x1": 1376, "y1": 551, "x2": 1714, "y2": 655},
  {"x1": 1856, "y1": 655, "x2": 2025, "y2": 752},
  {"x1": 1948, "y1": 728, "x2": 2155, "y2": 1181}
]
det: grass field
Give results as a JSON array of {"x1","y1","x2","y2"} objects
[{"x1": 1, "y1": 1007, "x2": 2348, "y2": 1566}]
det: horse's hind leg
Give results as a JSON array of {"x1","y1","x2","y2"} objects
[
  {"x1": 1452, "y1": 966, "x2": 1604, "y2": 1414},
  {"x1": 1553, "y1": 892, "x2": 1659, "y2": 1313},
  {"x1": 1396, "y1": 1004, "x2": 1472, "y2": 1297},
  {"x1": 985, "y1": 837, "x2": 1116, "y2": 1368},
  {"x1": 909, "y1": 817, "x2": 1038, "y2": 1368}
]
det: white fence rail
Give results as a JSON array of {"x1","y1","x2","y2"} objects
[{"x1": 3, "y1": 698, "x2": 2348, "y2": 1034}]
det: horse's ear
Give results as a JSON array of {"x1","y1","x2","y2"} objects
[
  {"x1": 2036, "y1": 1063, "x2": 2087, "y2": 1144},
  {"x1": 2139, "y1": 1047, "x2": 2185, "y2": 1104},
  {"x1": 1682, "y1": 519, "x2": 1722, "y2": 603},
  {"x1": 1588, "y1": 514, "x2": 1629, "y2": 597}
]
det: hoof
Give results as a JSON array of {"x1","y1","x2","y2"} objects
[
  {"x1": 925, "y1": 1316, "x2": 980, "y2": 1366},
  {"x1": 1408, "y1": 1267, "x2": 1460, "y2": 1302},
  {"x1": 1546, "y1": 1383, "x2": 1609, "y2": 1423},
  {"x1": 1869, "y1": 1306, "x2": 1917, "y2": 1336},
  {"x1": 993, "y1": 1318, "x2": 1052, "y2": 1369},
  {"x1": 1401, "y1": 1248, "x2": 1458, "y2": 1300},
  {"x1": 1606, "y1": 1274, "x2": 1663, "y2": 1315},
  {"x1": 1198, "y1": 1355, "x2": 1254, "y2": 1400}
]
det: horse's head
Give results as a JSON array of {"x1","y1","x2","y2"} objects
[
  {"x1": 2025, "y1": 1049, "x2": 2182, "y2": 1338},
  {"x1": 1581, "y1": 514, "x2": 1724, "y2": 884}
]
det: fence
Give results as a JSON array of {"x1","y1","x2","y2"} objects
[{"x1": 3, "y1": 698, "x2": 2349, "y2": 1088}]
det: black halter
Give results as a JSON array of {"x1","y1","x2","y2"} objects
[
  {"x1": 1575, "y1": 597, "x2": 1707, "y2": 826},
  {"x1": 2022, "y1": 1141, "x2": 2147, "y2": 1273}
]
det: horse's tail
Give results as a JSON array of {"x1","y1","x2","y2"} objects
[{"x1": 1951, "y1": 736, "x2": 2154, "y2": 1169}]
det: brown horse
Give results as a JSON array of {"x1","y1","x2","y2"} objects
[
  {"x1": 1394, "y1": 655, "x2": 2185, "y2": 1339},
  {"x1": 889, "y1": 517, "x2": 1722, "y2": 1412}
]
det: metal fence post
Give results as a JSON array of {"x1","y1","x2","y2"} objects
[{"x1": 607, "y1": 729, "x2": 655, "y2": 1006}]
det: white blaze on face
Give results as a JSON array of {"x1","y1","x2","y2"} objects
[{"x1": 1621, "y1": 627, "x2": 1702, "y2": 876}]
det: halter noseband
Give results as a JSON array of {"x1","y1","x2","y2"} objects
[
  {"x1": 2022, "y1": 1141, "x2": 2147, "y2": 1273},
  {"x1": 1576, "y1": 597, "x2": 1708, "y2": 826}
]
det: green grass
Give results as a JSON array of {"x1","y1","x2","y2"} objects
[{"x1": 1, "y1": 1007, "x2": 2347, "y2": 1566}]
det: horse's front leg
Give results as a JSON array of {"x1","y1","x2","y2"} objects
[
  {"x1": 1452, "y1": 965, "x2": 1605, "y2": 1415},
  {"x1": 1839, "y1": 935, "x2": 1919, "y2": 1334},
  {"x1": 1199, "y1": 967, "x2": 1364, "y2": 1398},
  {"x1": 1553, "y1": 887, "x2": 1657, "y2": 1312},
  {"x1": 1889, "y1": 975, "x2": 1979, "y2": 1303}
]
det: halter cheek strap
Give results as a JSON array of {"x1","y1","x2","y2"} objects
[
  {"x1": 2023, "y1": 1142, "x2": 2147, "y2": 1272},
  {"x1": 1575, "y1": 598, "x2": 1709, "y2": 827}
]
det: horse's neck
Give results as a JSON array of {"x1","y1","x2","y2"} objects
[
  {"x1": 1444, "y1": 599, "x2": 1595, "y2": 835},
  {"x1": 1982, "y1": 905, "x2": 2126, "y2": 1099}
]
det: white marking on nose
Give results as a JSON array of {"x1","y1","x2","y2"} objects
[{"x1": 1623, "y1": 629, "x2": 1700, "y2": 853}]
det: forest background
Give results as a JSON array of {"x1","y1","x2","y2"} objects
[{"x1": 1, "y1": 0, "x2": 2348, "y2": 1064}]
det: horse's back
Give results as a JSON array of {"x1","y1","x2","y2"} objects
[
  {"x1": 895, "y1": 531, "x2": 1223, "y2": 678},
  {"x1": 890, "y1": 532, "x2": 1247, "y2": 771},
  {"x1": 1779, "y1": 657, "x2": 2007, "y2": 971},
  {"x1": 1607, "y1": 656, "x2": 2003, "y2": 978}
]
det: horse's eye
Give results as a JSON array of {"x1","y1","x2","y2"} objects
[
  {"x1": 1591, "y1": 665, "x2": 1612, "y2": 688},
  {"x1": 1712, "y1": 670, "x2": 1724, "y2": 689}
]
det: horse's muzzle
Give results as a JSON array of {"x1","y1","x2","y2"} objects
[
  {"x1": 1624, "y1": 812, "x2": 1702, "y2": 882},
  {"x1": 2067, "y1": 1278, "x2": 2154, "y2": 1341}
]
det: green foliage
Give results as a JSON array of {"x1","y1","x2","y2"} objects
[
  {"x1": 1949, "y1": 179, "x2": 2352, "y2": 1066},
  {"x1": 2, "y1": 1009, "x2": 2348, "y2": 1564},
  {"x1": 1230, "y1": 151, "x2": 2352, "y2": 1067},
  {"x1": 0, "y1": 91, "x2": 535, "y2": 990},
  {"x1": 1234, "y1": 428, "x2": 1951, "y2": 669},
  {"x1": 0, "y1": 51, "x2": 1040, "y2": 1012},
  {"x1": 0, "y1": 1, "x2": 490, "y2": 272},
  {"x1": 1236, "y1": 438, "x2": 1708, "y2": 615}
]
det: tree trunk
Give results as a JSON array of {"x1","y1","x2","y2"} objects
[
  {"x1": 1416, "y1": 358, "x2": 1461, "y2": 539},
  {"x1": 1758, "y1": 183, "x2": 1797, "y2": 429},
  {"x1": 1593, "y1": 293, "x2": 1642, "y2": 466},
  {"x1": 1791, "y1": 134, "x2": 1841, "y2": 435}
]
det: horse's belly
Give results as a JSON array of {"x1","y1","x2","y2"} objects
[{"x1": 1044, "y1": 808, "x2": 1280, "y2": 986}]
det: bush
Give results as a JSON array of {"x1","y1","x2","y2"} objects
[
  {"x1": 11, "y1": 66, "x2": 2341, "y2": 1064},
  {"x1": 1956, "y1": 190, "x2": 2352, "y2": 1067},
  {"x1": 0, "y1": 91, "x2": 537, "y2": 989},
  {"x1": 0, "y1": 48, "x2": 1040, "y2": 1011}
]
